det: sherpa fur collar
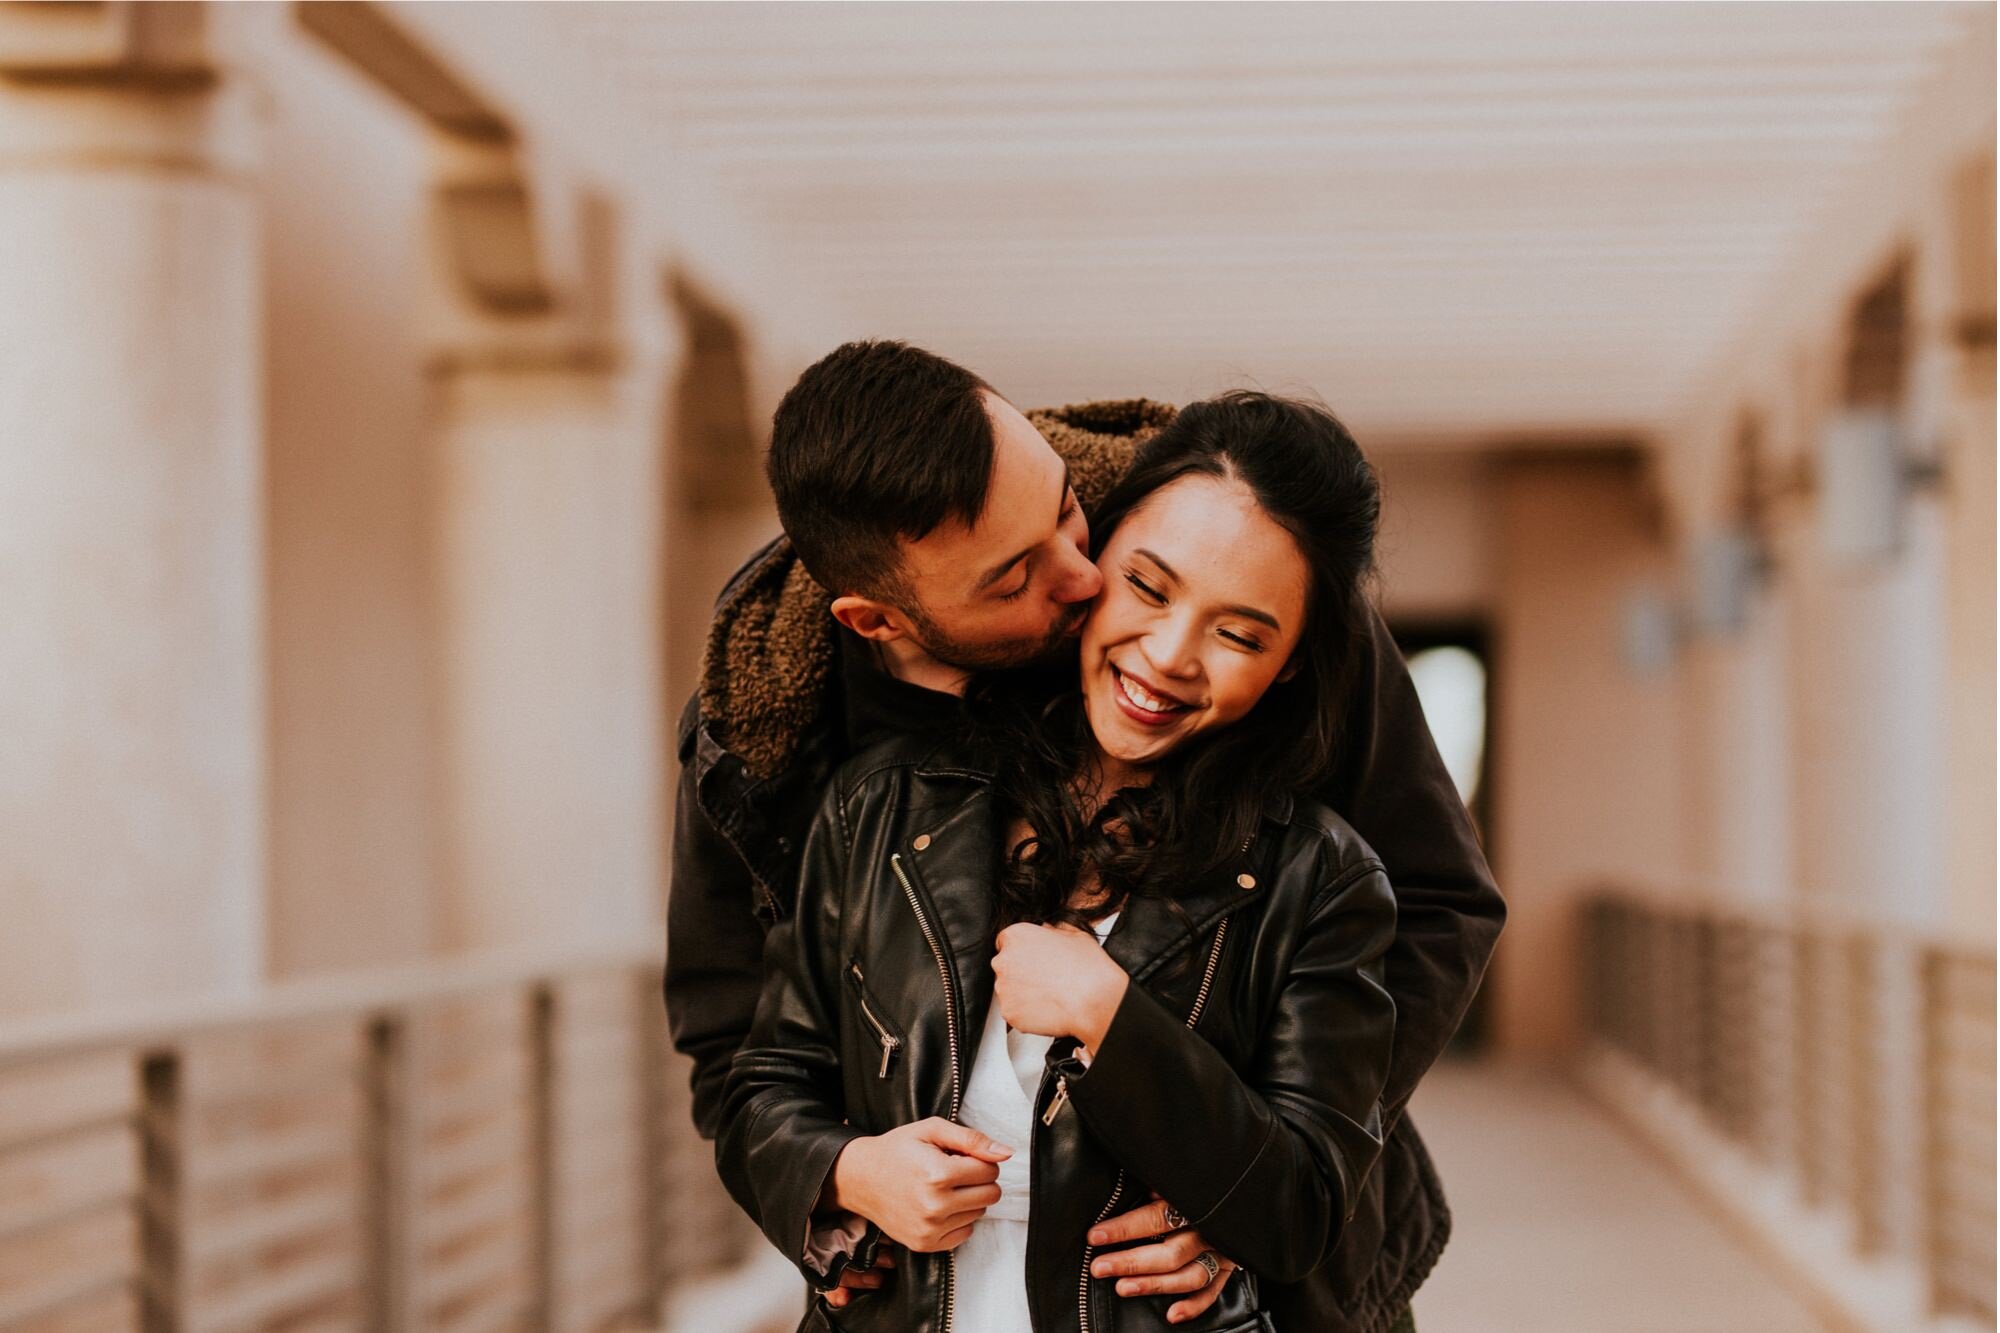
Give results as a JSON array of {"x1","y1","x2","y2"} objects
[{"x1": 697, "y1": 399, "x2": 1179, "y2": 780}]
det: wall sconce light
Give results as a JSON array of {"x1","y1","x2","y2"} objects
[
  {"x1": 1619, "y1": 582, "x2": 1682, "y2": 678},
  {"x1": 1816, "y1": 408, "x2": 1945, "y2": 565},
  {"x1": 1688, "y1": 527, "x2": 1771, "y2": 638}
]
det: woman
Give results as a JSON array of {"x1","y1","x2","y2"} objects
[{"x1": 719, "y1": 391, "x2": 1396, "y2": 1332}]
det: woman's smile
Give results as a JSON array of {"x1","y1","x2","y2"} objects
[{"x1": 1108, "y1": 664, "x2": 1196, "y2": 727}]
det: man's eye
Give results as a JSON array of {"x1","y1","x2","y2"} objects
[
  {"x1": 1124, "y1": 573, "x2": 1163, "y2": 602},
  {"x1": 997, "y1": 577, "x2": 1032, "y2": 603}
]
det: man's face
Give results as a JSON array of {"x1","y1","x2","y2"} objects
[{"x1": 889, "y1": 392, "x2": 1103, "y2": 671}]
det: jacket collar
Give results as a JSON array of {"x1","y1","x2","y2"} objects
[{"x1": 897, "y1": 775, "x2": 1288, "y2": 1002}]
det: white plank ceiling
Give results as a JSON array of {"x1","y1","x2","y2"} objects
[{"x1": 401, "y1": 1, "x2": 1988, "y2": 448}]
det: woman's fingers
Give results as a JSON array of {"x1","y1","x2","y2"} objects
[
  {"x1": 1090, "y1": 1230, "x2": 1206, "y2": 1278},
  {"x1": 945, "y1": 1183, "x2": 1002, "y2": 1210},
  {"x1": 931, "y1": 1152, "x2": 1002, "y2": 1188},
  {"x1": 1165, "y1": 1260, "x2": 1237, "y2": 1324}
]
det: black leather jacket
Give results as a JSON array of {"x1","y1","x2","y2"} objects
[
  {"x1": 718, "y1": 735, "x2": 1398, "y2": 1333},
  {"x1": 669, "y1": 401, "x2": 1504, "y2": 1333}
]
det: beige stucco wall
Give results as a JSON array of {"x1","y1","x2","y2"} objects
[
  {"x1": 217, "y1": 4, "x2": 445, "y2": 977},
  {"x1": 1374, "y1": 453, "x2": 1502, "y2": 625},
  {"x1": 1489, "y1": 460, "x2": 1686, "y2": 1057}
]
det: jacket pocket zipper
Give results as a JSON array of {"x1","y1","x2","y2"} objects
[
  {"x1": 892, "y1": 851, "x2": 961, "y2": 1333},
  {"x1": 847, "y1": 962, "x2": 903, "y2": 1078}
]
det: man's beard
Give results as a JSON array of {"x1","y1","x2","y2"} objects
[{"x1": 906, "y1": 600, "x2": 1088, "y2": 674}]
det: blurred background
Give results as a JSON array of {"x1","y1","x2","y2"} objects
[{"x1": 0, "y1": 2, "x2": 1992, "y2": 1330}]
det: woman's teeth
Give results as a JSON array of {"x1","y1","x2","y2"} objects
[{"x1": 1117, "y1": 669, "x2": 1184, "y2": 714}]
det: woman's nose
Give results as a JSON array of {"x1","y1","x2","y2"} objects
[{"x1": 1142, "y1": 622, "x2": 1203, "y2": 681}]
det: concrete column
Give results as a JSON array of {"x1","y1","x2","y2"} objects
[
  {"x1": 1678, "y1": 594, "x2": 1794, "y2": 906},
  {"x1": 424, "y1": 156, "x2": 663, "y2": 955},
  {"x1": 1780, "y1": 272, "x2": 1949, "y2": 928},
  {"x1": 0, "y1": 5, "x2": 264, "y2": 1017}
]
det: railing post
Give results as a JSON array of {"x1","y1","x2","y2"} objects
[
  {"x1": 139, "y1": 1052, "x2": 183, "y2": 1332},
  {"x1": 530, "y1": 983, "x2": 557, "y2": 1333},
  {"x1": 635, "y1": 967, "x2": 672, "y2": 1319},
  {"x1": 364, "y1": 1015, "x2": 416, "y2": 1332},
  {"x1": 1922, "y1": 948, "x2": 1997, "y2": 1322}
]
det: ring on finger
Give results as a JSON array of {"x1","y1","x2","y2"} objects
[
  {"x1": 1160, "y1": 1202, "x2": 1188, "y2": 1232},
  {"x1": 1194, "y1": 1250, "x2": 1221, "y2": 1283}
]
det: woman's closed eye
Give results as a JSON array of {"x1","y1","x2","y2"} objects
[
  {"x1": 1128, "y1": 571, "x2": 1265, "y2": 651},
  {"x1": 1123, "y1": 571, "x2": 1163, "y2": 602}
]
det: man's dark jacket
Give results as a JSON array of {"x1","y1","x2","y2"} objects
[{"x1": 665, "y1": 400, "x2": 1505, "y2": 1333}]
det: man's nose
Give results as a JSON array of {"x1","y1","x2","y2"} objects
[{"x1": 1049, "y1": 546, "x2": 1102, "y2": 605}]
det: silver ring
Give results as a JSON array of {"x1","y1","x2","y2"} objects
[
  {"x1": 1194, "y1": 1250, "x2": 1222, "y2": 1283},
  {"x1": 1160, "y1": 1202, "x2": 1188, "y2": 1232}
]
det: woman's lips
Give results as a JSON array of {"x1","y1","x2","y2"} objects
[{"x1": 1109, "y1": 665, "x2": 1192, "y2": 728}]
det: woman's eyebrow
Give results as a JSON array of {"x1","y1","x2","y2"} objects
[{"x1": 1133, "y1": 547, "x2": 1281, "y2": 630}]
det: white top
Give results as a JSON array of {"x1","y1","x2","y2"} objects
[{"x1": 952, "y1": 913, "x2": 1119, "y2": 1333}]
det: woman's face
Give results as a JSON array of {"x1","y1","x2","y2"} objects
[{"x1": 1079, "y1": 472, "x2": 1310, "y2": 771}]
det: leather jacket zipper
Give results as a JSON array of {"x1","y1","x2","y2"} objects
[
  {"x1": 1076, "y1": 913, "x2": 1234, "y2": 1333},
  {"x1": 847, "y1": 962, "x2": 903, "y2": 1078},
  {"x1": 892, "y1": 851, "x2": 961, "y2": 1332}
]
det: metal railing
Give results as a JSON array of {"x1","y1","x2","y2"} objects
[
  {"x1": 0, "y1": 948, "x2": 757, "y2": 1331},
  {"x1": 1582, "y1": 893, "x2": 1995, "y2": 1324}
]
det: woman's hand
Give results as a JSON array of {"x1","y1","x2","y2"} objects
[
  {"x1": 827, "y1": 1118, "x2": 1012, "y2": 1252},
  {"x1": 993, "y1": 922, "x2": 1130, "y2": 1049}
]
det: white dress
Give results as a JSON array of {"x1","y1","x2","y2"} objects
[{"x1": 951, "y1": 913, "x2": 1119, "y2": 1333}]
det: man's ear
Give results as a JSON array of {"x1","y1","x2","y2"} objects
[{"x1": 830, "y1": 594, "x2": 916, "y2": 644}]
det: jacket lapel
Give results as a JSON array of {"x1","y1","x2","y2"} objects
[
  {"x1": 1102, "y1": 869, "x2": 1262, "y2": 984},
  {"x1": 894, "y1": 790, "x2": 1003, "y2": 1045}
]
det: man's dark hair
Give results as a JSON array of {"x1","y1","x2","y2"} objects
[{"x1": 766, "y1": 340, "x2": 996, "y2": 601}]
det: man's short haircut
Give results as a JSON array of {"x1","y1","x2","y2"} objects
[{"x1": 766, "y1": 340, "x2": 995, "y2": 601}]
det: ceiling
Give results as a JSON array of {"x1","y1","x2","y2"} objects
[{"x1": 399, "y1": 1, "x2": 1987, "y2": 448}]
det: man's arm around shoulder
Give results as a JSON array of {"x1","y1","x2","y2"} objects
[
  {"x1": 664, "y1": 695, "x2": 770, "y2": 1142},
  {"x1": 1325, "y1": 606, "x2": 1505, "y2": 1127}
]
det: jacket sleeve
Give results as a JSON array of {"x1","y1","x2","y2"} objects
[
  {"x1": 1321, "y1": 605, "x2": 1504, "y2": 1129},
  {"x1": 714, "y1": 777, "x2": 876, "y2": 1286},
  {"x1": 664, "y1": 695, "x2": 770, "y2": 1143},
  {"x1": 1060, "y1": 854, "x2": 1397, "y2": 1283}
]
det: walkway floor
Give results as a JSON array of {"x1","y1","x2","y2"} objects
[
  {"x1": 1406, "y1": 1059, "x2": 1830, "y2": 1333},
  {"x1": 668, "y1": 1059, "x2": 1835, "y2": 1333}
]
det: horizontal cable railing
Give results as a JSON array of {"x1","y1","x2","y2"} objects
[
  {"x1": 0, "y1": 948, "x2": 758, "y2": 1332},
  {"x1": 1581, "y1": 891, "x2": 1995, "y2": 1327}
]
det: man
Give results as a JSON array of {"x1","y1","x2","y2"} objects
[{"x1": 666, "y1": 340, "x2": 1503, "y2": 1332}]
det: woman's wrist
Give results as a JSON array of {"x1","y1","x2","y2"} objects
[
  {"x1": 823, "y1": 1135, "x2": 873, "y2": 1215},
  {"x1": 1072, "y1": 965, "x2": 1129, "y2": 1052}
]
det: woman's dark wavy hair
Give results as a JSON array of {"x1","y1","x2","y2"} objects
[{"x1": 969, "y1": 390, "x2": 1382, "y2": 937}]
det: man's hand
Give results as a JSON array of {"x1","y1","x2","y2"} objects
[
  {"x1": 1089, "y1": 1193, "x2": 1239, "y2": 1325},
  {"x1": 821, "y1": 1247, "x2": 895, "y2": 1309},
  {"x1": 993, "y1": 922, "x2": 1129, "y2": 1050},
  {"x1": 827, "y1": 1118, "x2": 1012, "y2": 1252}
]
